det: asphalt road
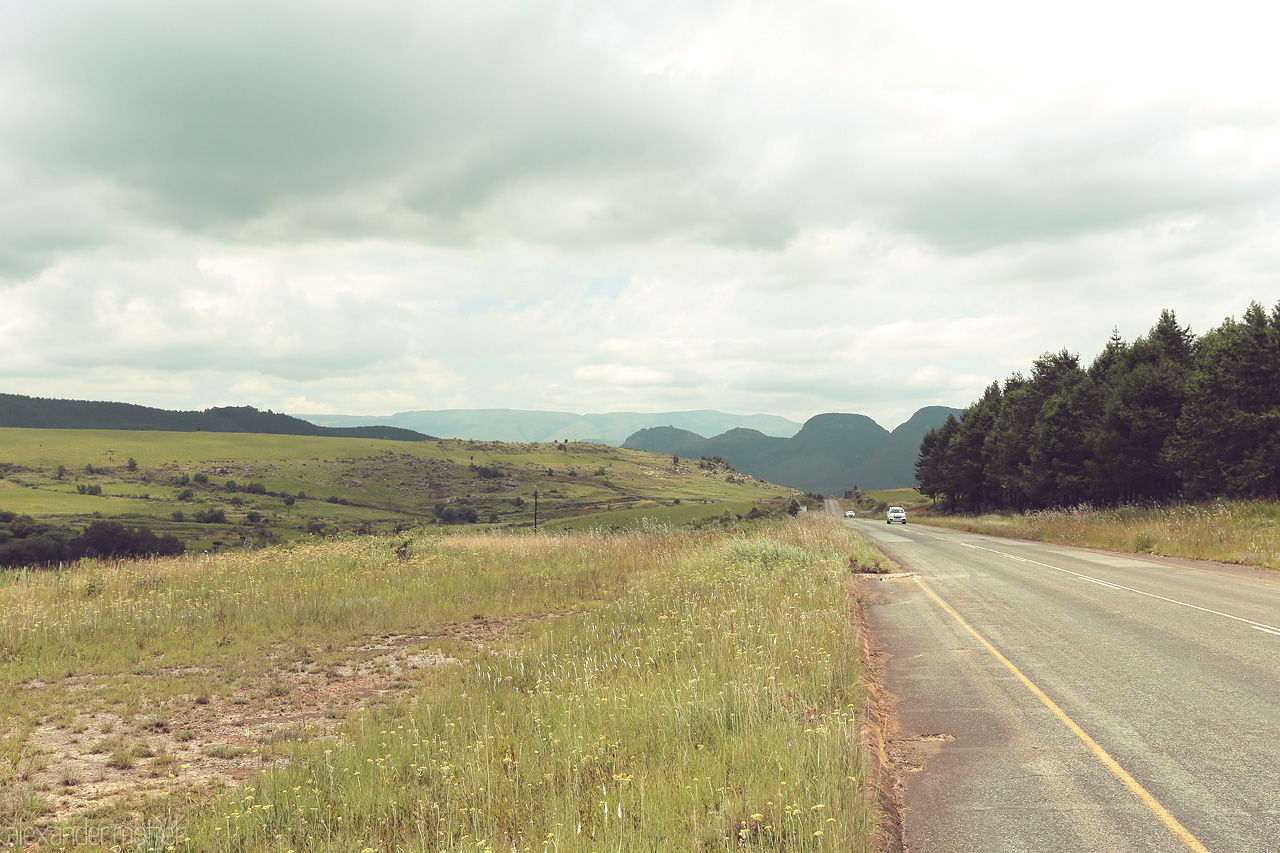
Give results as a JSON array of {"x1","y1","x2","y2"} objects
[{"x1": 840, "y1": 507, "x2": 1280, "y2": 852}]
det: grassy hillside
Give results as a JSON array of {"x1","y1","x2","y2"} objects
[{"x1": 0, "y1": 428, "x2": 791, "y2": 555}]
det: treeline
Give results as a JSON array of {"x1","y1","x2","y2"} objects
[
  {"x1": 916, "y1": 302, "x2": 1280, "y2": 512},
  {"x1": 0, "y1": 512, "x2": 184, "y2": 568}
]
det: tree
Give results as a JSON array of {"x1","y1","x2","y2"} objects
[
  {"x1": 950, "y1": 383, "x2": 1003, "y2": 511},
  {"x1": 1088, "y1": 311, "x2": 1193, "y2": 504},
  {"x1": 1173, "y1": 301, "x2": 1280, "y2": 498}
]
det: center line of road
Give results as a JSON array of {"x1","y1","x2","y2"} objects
[
  {"x1": 912, "y1": 575, "x2": 1213, "y2": 853},
  {"x1": 918, "y1": 530, "x2": 1280, "y2": 635}
]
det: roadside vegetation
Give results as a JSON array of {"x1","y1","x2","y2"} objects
[
  {"x1": 917, "y1": 501, "x2": 1280, "y2": 571},
  {"x1": 1, "y1": 514, "x2": 886, "y2": 851}
]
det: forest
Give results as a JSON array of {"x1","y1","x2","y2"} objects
[{"x1": 915, "y1": 301, "x2": 1280, "y2": 512}]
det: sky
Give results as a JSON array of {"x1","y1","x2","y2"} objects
[{"x1": 3, "y1": 1, "x2": 1279, "y2": 430}]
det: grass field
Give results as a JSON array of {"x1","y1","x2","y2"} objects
[
  {"x1": 0, "y1": 514, "x2": 888, "y2": 851},
  {"x1": 0, "y1": 428, "x2": 791, "y2": 556},
  {"x1": 917, "y1": 501, "x2": 1280, "y2": 570}
]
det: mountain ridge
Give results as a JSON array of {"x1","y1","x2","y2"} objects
[
  {"x1": 301, "y1": 408, "x2": 804, "y2": 445},
  {"x1": 622, "y1": 406, "x2": 961, "y2": 492}
]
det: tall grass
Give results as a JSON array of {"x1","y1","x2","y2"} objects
[
  {"x1": 922, "y1": 501, "x2": 1280, "y2": 569},
  {"x1": 0, "y1": 534, "x2": 633, "y2": 686},
  {"x1": 3, "y1": 517, "x2": 881, "y2": 851}
]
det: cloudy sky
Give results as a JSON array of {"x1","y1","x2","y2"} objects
[{"x1": 3, "y1": 1, "x2": 1278, "y2": 428}]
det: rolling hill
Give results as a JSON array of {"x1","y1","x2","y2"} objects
[
  {"x1": 623, "y1": 406, "x2": 960, "y2": 493},
  {"x1": 0, "y1": 394, "x2": 432, "y2": 441}
]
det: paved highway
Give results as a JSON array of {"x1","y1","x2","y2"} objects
[{"x1": 840, "y1": 508, "x2": 1280, "y2": 852}]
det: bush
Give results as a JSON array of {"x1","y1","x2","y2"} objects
[
  {"x1": 433, "y1": 503, "x2": 479, "y2": 524},
  {"x1": 193, "y1": 508, "x2": 227, "y2": 524}
]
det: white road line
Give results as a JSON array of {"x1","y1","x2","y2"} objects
[
  {"x1": 1082, "y1": 578, "x2": 1126, "y2": 591},
  {"x1": 915, "y1": 529, "x2": 1280, "y2": 636}
]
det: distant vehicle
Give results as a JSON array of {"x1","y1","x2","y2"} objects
[
  {"x1": 886, "y1": 506, "x2": 907, "y2": 524},
  {"x1": 844, "y1": 510, "x2": 856, "y2": 518}
]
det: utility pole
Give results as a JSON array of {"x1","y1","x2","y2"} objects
[{"x1": 533, "y1": 489, "x2": 539, "y2": 529}]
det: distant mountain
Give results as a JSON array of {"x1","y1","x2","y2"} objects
[
  {"x1": 301, "y1": 409, "x2": 803, "y2": 445},
  {"x1": 0, "y1": 394, "x2": 432, "y2": 441},
  {"x1": 622, "y1": 407, "x2": 961, "y2": 492}
]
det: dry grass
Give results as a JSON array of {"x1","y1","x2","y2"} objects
[
  {"x1": 920, "y1": 501, "x2": 1280, "y2": 570},
  {"x1": 2, "y1": 517, "x2": 883, "y2": 851}
]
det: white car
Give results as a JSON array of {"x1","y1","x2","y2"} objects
[
  {"x1": 844, "y1": 510, "x2": 856, "y2": 518},
  {"x1": 886, "y1": 506, "x2": 907, "y2": 524}
]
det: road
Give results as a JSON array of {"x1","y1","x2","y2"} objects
[{"x1": 835, "y1": 505, "x2": 1280, "y2": 852}]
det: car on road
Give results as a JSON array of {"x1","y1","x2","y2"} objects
[
  {"x1": 844, "y1": 510, "x2": 856, "y2": 518},
  {"x1": 886, "y1": 506, "x2": 907, "y2": 524}
]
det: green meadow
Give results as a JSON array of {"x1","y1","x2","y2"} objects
[{"x1": 0, "y1": 428, "x2": 791, "y2": 554}]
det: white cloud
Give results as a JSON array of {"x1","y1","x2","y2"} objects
[{"x1": 2, "y1": 1, "x2": 1278, "y2": 429}]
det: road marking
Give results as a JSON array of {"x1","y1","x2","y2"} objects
[
  {"x1": 913, "y1": 530, "x2": 1280, "y2": 635},
  {"x1": 912, "y1": 576, "x2": 1213, "y2": 853}
]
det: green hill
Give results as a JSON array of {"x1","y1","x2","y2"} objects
[
  {"x1": 0, "y1": 427, "x2": 789, "y2": 564},
  {"x1": 0, "y1": 394, "x2": 432, "y2": 441},
  {"x1": 623, "y1": 407, "x2": 961, "y2": 493}
]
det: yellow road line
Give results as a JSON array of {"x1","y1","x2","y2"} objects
[{"x1": 912, "y1": 576, "x2": 1211, "y2": 853}]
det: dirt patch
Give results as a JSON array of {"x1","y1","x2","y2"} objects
[{"x1": 10, "y1": 628, "x2": 493, "y2": 821}]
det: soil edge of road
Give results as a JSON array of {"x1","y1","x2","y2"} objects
[{"x1": 854, "y1": 575, "x2": 907, "y2": 853}]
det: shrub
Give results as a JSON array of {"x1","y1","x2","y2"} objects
[
  {"x1": 194, "y1": 508, "x2": 227, "y2": 524},
  {"x1": 433, "y1": 503, "x2": 479, "y2": 524}
]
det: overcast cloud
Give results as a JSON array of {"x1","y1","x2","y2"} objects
[{"x1": 3, "y1": 0, "x2": 1278, "y2": 428}]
